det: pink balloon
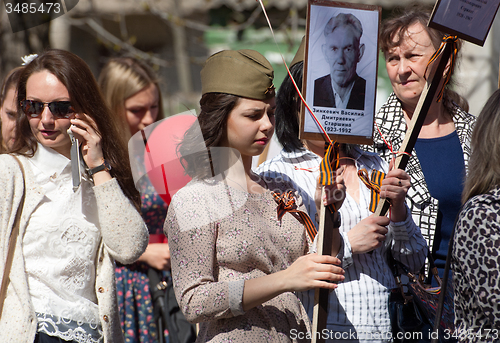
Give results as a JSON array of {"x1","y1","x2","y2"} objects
[{"x1": 144, "y1": 114, "x2": 197, "y2": 205}]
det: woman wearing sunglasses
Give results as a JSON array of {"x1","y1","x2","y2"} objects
[{"x1": 0, "y1": 49, "x2": 149, "y2": 343}]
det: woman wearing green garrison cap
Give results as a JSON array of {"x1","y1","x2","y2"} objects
[{"x1": 164, "y1": 49, "x2": 346, "y2": 342}]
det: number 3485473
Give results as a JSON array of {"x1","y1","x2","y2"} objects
[{"x1": 5, "y1": 2, "x2": 61, "y2": 14}]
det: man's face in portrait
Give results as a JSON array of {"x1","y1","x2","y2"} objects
[{"x1": 322, "y1": 25, "x2": 365, "y2": 87}]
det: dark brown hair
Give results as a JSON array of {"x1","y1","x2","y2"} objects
[
  {"x1": 380, "y1": 4, "x2": 468, "y2": 112},
  {"x1": 380, "y1": 5, "x2": 446, "y2": 54},
  {"x1": 12, "y1": 49, "x2": 140, "y2": 209},
  {"x1": 275, "y1": 61, "x2": 304, "y2": 152},
  {"x1": 1, "y1": 67, "x2": 24, "y2": 107},
  {"x1": 1, "y1": 67, "x2": 24, "y2": 153},
  {"x1": 178, "y1": 93, "x2": 240, "y2": 179}
]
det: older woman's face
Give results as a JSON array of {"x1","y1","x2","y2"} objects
[
  {"x1": 0, "y1": 87, "x2": 17, "y2": 150},
  {"x1": 384, "y1": 22, "x2": 437, "y2": 111}
]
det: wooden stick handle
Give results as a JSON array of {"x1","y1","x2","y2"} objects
[{"x1": 311, "y1": 188, "x2": 333, "y2": 343}]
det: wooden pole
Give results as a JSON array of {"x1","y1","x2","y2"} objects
[
  {"x1": 373, "y1": 42, "x2": 453, "y2": 217},
  {"x1": 311, "y1": 188, "x2": 334, "y2": 343}
]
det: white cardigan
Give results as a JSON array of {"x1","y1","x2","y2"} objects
[{"x1": 0, "y1": 154, "x2": 149, "y2": 343}]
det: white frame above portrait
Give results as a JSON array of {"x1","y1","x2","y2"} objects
[
  {"x1": 429, "y1": 0, "x2": 500, "y2": 46},
  {"x1": 300, "y1": 0, "x2": 380, "y2": 145}
]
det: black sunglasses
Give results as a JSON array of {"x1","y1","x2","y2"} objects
[{"x1": 21, "y1": 100, "x2": 75, "y2": 119}]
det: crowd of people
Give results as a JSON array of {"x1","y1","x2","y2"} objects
[{"x1": 0, "y1": 3, "x2": 498, "y2": 343}]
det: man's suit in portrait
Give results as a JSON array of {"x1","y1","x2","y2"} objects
[{"x1": 313, "y1": 74, "x2": 366, "y2": 110}]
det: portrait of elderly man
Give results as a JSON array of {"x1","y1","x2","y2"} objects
[{"x1": 314, "y1": 13, "x2": 366, "y2": 110}]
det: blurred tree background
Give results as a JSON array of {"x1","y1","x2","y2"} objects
[{"x1": 0, "y1": 0, "x2": 499, "y2": 117}]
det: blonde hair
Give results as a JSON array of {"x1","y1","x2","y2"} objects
[
  {"x1": 462, "y1": 89, "x2": 500, "y2": 204},
  {"x1": 98, "y1": 57, "x2": 164, "y2": 143}
]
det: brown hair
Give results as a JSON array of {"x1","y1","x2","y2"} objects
[
  {"x1": 1, "y1": 67, "x2": 24, "y2": 107},
  {"x1": 178, "y1": 93, "x2": 240, "y2": 179},
  {"x1": 12, "y1": 49, "x2": 140, "y2": 209},
  {"x1": 98, "y1": 57, "x2": 164, "y2": 145},
  {"x1": 462, "y1": 89, "x2": 500, "y2": 204},
  {"x1": 380, "y1": 4, "x2": 469, "y2": 112},
  {"x1": 1, "y1": 67, "x2": 24, "y2": 153}
]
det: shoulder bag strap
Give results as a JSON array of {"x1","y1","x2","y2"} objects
[{"x1": 0, "y1": 155, "x2": 26, "y2": 319}]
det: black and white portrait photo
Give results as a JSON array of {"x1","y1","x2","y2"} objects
[
  {"x1": 302, "y1": 2, "x2": 380, "y2": 143},
  {"x1": 314, "y1": 13, "x2": 366, "y2": 110}
]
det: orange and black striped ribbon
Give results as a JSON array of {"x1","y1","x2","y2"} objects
[
  {"x1": 425, "y1": 35, "x2": 458, "y2": 103},
  {"x1": 358, "y1": 168, "x2": 386, "y2": 212},
  {"x1": 318, "y1": 142, "x2": 340, "y2": 215},
  {"x1": 272, "y1": 190, "x2": 317, "y2": 241}
]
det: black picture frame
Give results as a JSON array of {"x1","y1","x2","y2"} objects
[{"x1": 429, "y1": 0, "x2": 500, "y2": 46}]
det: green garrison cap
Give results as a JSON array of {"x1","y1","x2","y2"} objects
[
  {"x1": 290, "y1": 36, "x2": 305, "y2": 68},
  {"x1": 201, "y1": 49, "x2": 275, "y2": 100}
]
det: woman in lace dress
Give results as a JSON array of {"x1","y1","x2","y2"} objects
[
  {"x1": 0, "y1": 50, "x2": 148, "y2": 343},
  {"x1": 165, "y1": 49, "x2": 346, "y2": 342}
]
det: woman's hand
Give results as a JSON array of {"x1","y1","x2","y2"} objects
[
  {"x1": 347, "y1": 215, "x2": 390, "y2": 254},
  {"x1": 315, "y1": 165, "x2": 346, "y2": 214},
  {"x1": 281, "y1": 253, "x2": 345, "y2": 292},
  {"x1": 70, "y1": 113, "x2": 104, "y2": 169},
  {"x1": 70, "y1": 113, "x2": 111, "y2": 185},
  {"x1": 137, "y1": 243, "x2": 171, "y2": 270},
  {"x1": 242, "y1": 253, "x2": 344, "y2": 311},
  {"x1": 380, "y1": 167, "x2": 410, "y2": 222}
]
